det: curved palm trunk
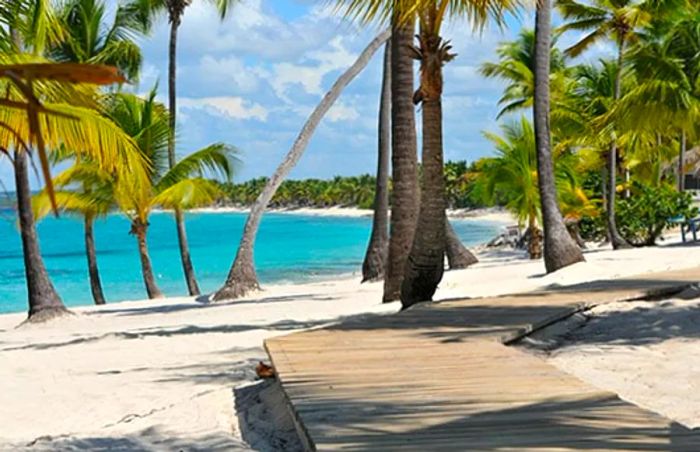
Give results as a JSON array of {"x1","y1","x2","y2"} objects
[
  {"x1": 15, "y1": 151, "x2": 68, "y2": 322},
  {"x1": 130, "y1": 219, "x2": 163, "y2": 299},
  {"x1": 168, "y1": 15, "x2": 200, "y2": 296},
  {"x1": 607, "y1": 42, "x2": 631, "y2": 249},
  {"x1": 213, "y1": 30, "x2": 391, "y2": 301},
  {"x1": 84, "y1": 215, "x2": 106, "y2": 305},
  {"x1": 362, "y1": 41, "x2": 392, "y2": 283},
  {"x1": 445, "y1": 220, "x2": 478, "y2": 270},
  {"x1": 383, "y1": 17, "x2": 419, "y2": 303},
  {"x1": 533, "y1": 0, "x2": 585, "y2": 273},
  {"x1": 401, "y1": 21, "x2": 448, "y2": 309}
]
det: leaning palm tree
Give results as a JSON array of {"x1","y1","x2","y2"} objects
[
  {"x1": 145, "y1": 0, "x2": 240, "y2": 296},
  {"x1": 212, "y1": 30, "x2": 390, "y2": 301},
  {"x1": 556, "y1": 0, "x2": 657, "y2": 249},
  {"x1": 362, "y1": 41, "x2": 392, "y2": 283},
  {"x1": 106, "y1": 90, "x2": 237, "y2": 299},
  {"x1": 33, "y1": 162, "x2": 115, "y2": 305},
  {"x1": 533, "y1": 0, "x2": 584, "y2": 273}
]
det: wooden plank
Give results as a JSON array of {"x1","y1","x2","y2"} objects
[{"x1": 266, "y1": 267, "x2": 700, "y2": 451}]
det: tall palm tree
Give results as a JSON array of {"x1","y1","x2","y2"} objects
[
  {"x1": 362, "y1": 41, "x2": 391, "y2": 283},
  {"x1": 533, "y1": 0, "x2": 584, "y2": 273},
  {"x1": 212, "y1": 30, "x2": 390, "y2": 301},
  {"x1": 557, "y1": 0, "x2": 657, "y2": 249},
  {"x1": 106, "y1": 90, "x2": 237, "y2": 299},
  {"x1": 2, "y1": 1, "x2": 143, "y2": 321},
  {"x1": 336, "y1": 0, "x2": 520, "y2": 307},
  {"x1": 146, "y1": 0, "x2": 240, "y2": 297}
]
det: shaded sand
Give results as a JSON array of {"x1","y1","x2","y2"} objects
[
  {"x1": 521, "y1": 293, "x2": 700, "y2": 429},
  {"x1": 1, "y1": 236, "x2": 699, "y2": 450}
]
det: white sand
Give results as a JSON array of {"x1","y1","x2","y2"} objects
[
  {"x1": 1, "y1": 235, "x2": 699, "y2": 450},
  {"x1": 523, "y1": 293, "x2": 700, "y2": 429},
  {"x1": 189, "y1": 205, "x2": 517, "y2": 224}
]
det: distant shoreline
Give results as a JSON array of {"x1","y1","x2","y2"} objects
[{"x1": 183, "y1": 205, "x2": 517, "y2": 225}]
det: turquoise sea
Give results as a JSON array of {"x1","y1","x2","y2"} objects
[{"x1": 0, "y1": 210, "x2": 503, "y2": 314}]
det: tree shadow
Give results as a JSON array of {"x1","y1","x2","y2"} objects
[
  {"x1": 289, "y1": 392, "x2": 699, "y2": 450},
  {"x1": 90, "y1": 293, "x2": 341, "y2": 318}
]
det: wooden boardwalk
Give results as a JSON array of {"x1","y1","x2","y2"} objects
[{"x1": 266, "y1": 267, "x2": 700, "y2": 451}]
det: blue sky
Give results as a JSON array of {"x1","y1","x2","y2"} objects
[
  {"x1": 137, "y1": 0, "x2": 525, "y2": 184},
  {"x1": 6, "y1": 0, "x2": 609, "y2": 188}
]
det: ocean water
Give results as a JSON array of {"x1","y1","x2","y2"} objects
[{"x1": 0, "y1": 210, "x2": 503, "y2": 314}]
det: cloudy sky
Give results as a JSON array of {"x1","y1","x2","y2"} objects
[
  {"x1": 137, "y1": 0, "x2": 530, "y2": 184},
  {"x1": 7, "y1": 0, "x2": 608, "y2": 188}
]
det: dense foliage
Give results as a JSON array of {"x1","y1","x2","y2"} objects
[{"x1": 221, "y1": 161, "x2": 486, "y2": 210}]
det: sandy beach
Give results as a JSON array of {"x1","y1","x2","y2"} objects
[
  {"x1": 188, "y1": 205, "x2": 517, "y2": 224},
  {"x1": 1, "y1": 236, "x2": 699, "y2": 450}
]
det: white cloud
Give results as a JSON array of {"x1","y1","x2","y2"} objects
[
  {"x1": 179, "y1": 97, "x2": 269, "y2": 121},
  {"x1": 327, "y1": 102, "x2": 360, "y2": 122}
]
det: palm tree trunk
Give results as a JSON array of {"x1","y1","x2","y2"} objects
[
  {"x1": 130, "y1": 219, "x2": 163, "y2": 299},
  {"x1": 168, "y1": 15, "x2": 200, "y2": 296},
  {"x1": 401, "y1": 25, "x2": 447, "y2": 309},
  {"x1": 607, "y1": 41, "x2": 631, "y2": 249},
  {"x1": 84, "y1": 215, "x2": 106, "y2": 305},
  {"x1": 533, "y1": 0, "x2": 585, "y2": 273},
  {"x1": 383, "y1": 17, "x2": 418, "y2": 303},
  {"x1": 213, "y1": 30, "x2": 391, "y2": 301},
  {"x1": 528, "y1": 216, "x2": 543, "y2": 260},
  {"x1": 14, "y1": 151, "x2": 68, "y2": 322},
  {"x1": 362, "y1": 41, "x2": 391, "y2": 283},
  {"x1": 679, "y1": 130, "x2": 686, "y2": 192},
  {"x1": 445, "y1": 220, "x2": 478, "y2": 269}
]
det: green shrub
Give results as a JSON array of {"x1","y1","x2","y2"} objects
[{"x1": 617, "y1": 183, "x2": 697, "y2": 246}]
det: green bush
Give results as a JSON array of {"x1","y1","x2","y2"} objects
[
  {"x1": 617, "y1": 183, "x2": 697, "y2": 246},
  {"x1": 579, "y1": 182, "x2": 697, "y2": 245}
]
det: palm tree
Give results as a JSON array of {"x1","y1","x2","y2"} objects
[
  {"x1": 106, "y1": 90, "x2": 237, "y2": 299},
  {"x1": 533, "y1": 0, "x2": 584, "y2": 273},
  {"x1": 557, "y1": 0, "x2": 656, "y2": 249},
  {"x1": 50, "y1": 0, "x2": 146, "y2": 82},
  {"x1": 362, "y1": 41, "x2": 391, "y2": 283},
  {"x1": 33, "y1": 163, "x2": 115, "y2": 305},
  {"x1": 478, "y1": 116, "x2": 581, "y2": 259},
  {"x1": 212, "y1": 31, "x2": 390, "y2": 301},
  {"x1": 480, "y1": 28, "x2": 568, "y2": 117},
  {"x1": 336, "y1": 0, "x2": 519, "y2": 308},
  {"x1": 479, "y1": 117, "x2": 543, "y2": 258},
  {"x1": 0, "y1": 62, "x2": 145, "y2": 321},
  {"x1": 145, "y1": 0, "x2": 240, "y2": 297}
]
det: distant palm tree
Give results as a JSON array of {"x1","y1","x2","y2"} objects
[
  {"x1": 106, "y1": 90, "x2": 237, "y2": 299},
  {"x1": 557, "y1": 0, "x2": 657, "y2": 249},
  {"x1": 362, "y1": 41, "x2": 391, "y2": 283},
  {"x1": 147, "y1": 0, "x2": 240, "y2": 296},
  {"x1": 533, "y1": 0, "x2": 584, "y2": 273},
  {"x1": 478, "y1": 116, "x2": 580, "y2": 259}
]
